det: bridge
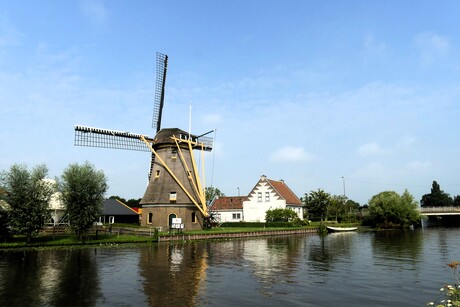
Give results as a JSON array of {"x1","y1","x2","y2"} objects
[{"x1": 420, "y1": 207, "x2": 460, "y2": 216}]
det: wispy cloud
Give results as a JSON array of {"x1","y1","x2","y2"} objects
[
  {"x1": 406, "y1": 160, "x2": 431, "y2": 170},
  {"x1": 414, "y1": 32, "x2": 451, "y2": 67},
  {"x1": 357, "y1": 142, "x2": 391, "y2": 157},
  {"x1": 270, "y1": 146, "x2": 314, "y2": 162},
  {"x1": 79, "y1": 0, "x2": 109, "y2": 27}
]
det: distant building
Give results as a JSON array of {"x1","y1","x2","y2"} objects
[
  {"x1": 210, "y1": 175, "x2": 303, "y2": 223},
  {"x1": 99, "y1": 198, "x2": 140, "y2": 225}
]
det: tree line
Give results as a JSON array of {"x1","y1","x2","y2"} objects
[
  {"x1": 0, "y1": 162, "x2": 107, "y2": 242},
  {"x1": 303, "y1": 180, "x2": 459, "y2": 228}
]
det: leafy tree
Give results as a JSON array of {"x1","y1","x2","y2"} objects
[
  {"x1": 344, "y1": 199, "x2": 360, "y2": 222},
  {"x1": 265, "y1": 208, "x2": 298, "y2": 222},
  {"x1": 303, "y1": 189, "x2": 332, "y2": 221},
  {"x1": 329, "y1": 195, "x2": 347, "y2": 222},
  {"x1": 126, "y1": 198, "x2": 141, "y2": 208},
  {"x1": 367, "y1": 189, "x2": 420, "y2": 228},
  {"x1": 0, "y1": 164, "x2": 53, "y2": 242},
  {"x1": 453, "y1": 195, "x2": 460, "y2": 207},
  {"x1": 205, "y1": 187, "x2": 225, "y2": 203},
  {"x1": 58, "y1": 162, "x2": 108, "y2": 241},
  {"x1": 108, "y1": 196, "x2": 141, "y2": 208},
  {"x1": 421, "y1": 181, "x2": 453, "y2": 207}
]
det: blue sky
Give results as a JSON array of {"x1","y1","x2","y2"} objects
[{"x1": 1, "y1": 1, "x2": 460, "y2": 205}]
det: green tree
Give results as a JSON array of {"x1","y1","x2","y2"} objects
[
  {"x1": 59, "y1": 162, "x2": 108, "y2": 241},
  {"x1": 368, "y1": 189, "x2": 420, "y2": 228},
  {"x1": 0, "y1": 164, "x2": 53, "y2": 242},
  {"x1": 329, "y1": 195, "x2": 347, "y2": 222},
  {"x1": 344, "y1": 199, "x2": 360, "y2": 222},
  {"x1": 453, "y1": 195, "x2": 460, "y2": 207},
  {"x1": 265, "y1": 208, "x2": 298, "y2": 222},
  {"x1": 303, "y1": 189, "x2": 332, "y2": 221},
  {"x1": 421, "y1": 181, "x2": 453, "y2": 207},
  {"x1": 205, "y1": 187, "x2": 225, "y2": 204}
]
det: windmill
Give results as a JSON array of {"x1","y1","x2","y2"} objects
[{"x1": 74, "y1": 52, "x2": 214, "y2": 230}]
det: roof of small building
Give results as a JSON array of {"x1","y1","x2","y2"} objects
[
  {"x1": 248, "y1": 175, "x2": 302, "y2": 206},
  {"x1": 210, "y1": 196, "x2": 248, "y2": 210},
  {"x1": 266, "y1": 179, "x2": 302, "y2": 206},
  {"x1": 102, "y1": 198, "x2": 140, "y2": 216}
]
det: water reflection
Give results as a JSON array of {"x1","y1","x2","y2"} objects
[
  {"x1": 0, "y1": 249, "x2": 100, "y2": 307},
  {"x1": 49, "y1": 249, "x2": 101, "y2": 307},
  {"x1": 372, "y1": 230, "x2": 423, "y2": 270},
  {"x1": 242, "y1": 236, "x2": 303, "y2": 295},
  {"x1": 139, "y1": 243, "x2": 208, "y2": 307},
  {"x1": 307, "y1": 232, "x2": 356, "y2": 272},
  {"x1": 0, "y1": 229, "x2": 459, "y2": 306}
]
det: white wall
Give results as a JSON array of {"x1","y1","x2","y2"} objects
[
  {"x1": 217, "y1": 210, "x2": 244, "y2": 222},
  {"x1": 243, "y1": 181, "x2": 286, "y2": 222}
]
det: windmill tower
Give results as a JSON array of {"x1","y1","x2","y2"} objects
[{"x1": 74, "y1": 53, "x2": 213, "y2": 231}]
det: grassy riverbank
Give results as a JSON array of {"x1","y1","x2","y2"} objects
[{"x1": 0, "y1": 222, "x2": 361, "y2": 248}]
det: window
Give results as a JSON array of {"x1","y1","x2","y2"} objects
[
  {"x1": 171, "y1": 148, "x2": 177, "y2": 159},
  {"x1": 155, "y1": 170, "x2": 160, "y2": 178},
  {"x1": 265, "y1": 192, "x2": 270, "y2": 202},
  {"x1": 147, "y1": 212, "x2": 153, "y2": 224},
  {"x1": 232, "y1": 213, "x2": 241, "y2": 220},
  {"x1": 170, "y1": 192, "x2": 177, "y2": 202},
  {"x1": 192, "y1": 212, "x2": 196, "y2": 223},
  {"x1": 257, "y1": 192, "x2": 262, "y2": 202}
]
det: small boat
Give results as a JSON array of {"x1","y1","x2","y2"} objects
[{"x1": 326, "y1": 226, "x2": 358, "y2": 233}]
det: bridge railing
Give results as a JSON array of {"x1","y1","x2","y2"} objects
[{"x1": 420, "y1": 207, "x2": 460, "y2": 214}]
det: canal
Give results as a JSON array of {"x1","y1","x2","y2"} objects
[{"x1": 0, "y1": 227, "x2": 459, "y2": 306}]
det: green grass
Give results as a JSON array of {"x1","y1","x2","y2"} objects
[{"x1": 0, "y1": 233, "x2": 155, "y2": 249}]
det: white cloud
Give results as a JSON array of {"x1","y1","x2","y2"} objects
[
  {"x1": 357, "y1": 142, "x2": 391, "y2": 157},
  {"x1": 414, "y1": 32, "x2": 451, "y2": 67},
  {"x1": 363, "y1": 34, "x2": 387, "y2": 58},
  {"x1": 270, "y1": 146, "x2": 314, "y2": 162},
  {"x1": 406, "y1": 160, "x2": 431, "y2": 170},
  {"x1": 80, "y1": 0, "x2": 109, "y2": 26},
  {"x1": 203, "y1": 113, "x2": 222, "y2": 124}
]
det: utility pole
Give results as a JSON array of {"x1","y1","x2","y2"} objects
[{"x1": 342, "y1": 176, "x2": 346, "y2": 198}]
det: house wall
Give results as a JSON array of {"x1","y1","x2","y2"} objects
[
  {"x1": 243, "y1": 181, "x2": 286, "y2": 222},
  {"x1": 216, "y1": 210, "x2": 243, "y2": 222},
  {"x1": 287, "y1": 205, "x2": 304, "y2": 220}
]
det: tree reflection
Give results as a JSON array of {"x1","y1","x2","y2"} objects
[
  {"x1": 0, "y1": 250, "x2": 44, "y2": 306},
  {"x1": 49, "y1": 249, "x2": 101, "y2": 307},
  {"x1": 372, "y1": 230, "x2": 423, "y2": 268}
]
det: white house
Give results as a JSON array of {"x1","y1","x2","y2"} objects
[
  {"x1": 210, "y1": 175, "x2": 303, "y2": 223},
  {"x1": 209, "y1": 196, "x2": 247, "y2": 223},
  {"x1": 243, "y1": 175, "x2": 303, "y2": 222}
]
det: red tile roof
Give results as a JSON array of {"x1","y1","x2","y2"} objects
[
  {"x1": 210, "y1": 196, "x2": 247, "y2": 210},
  {"x1": 267, "y1": 179, "x2": 302, "y2": 206}
]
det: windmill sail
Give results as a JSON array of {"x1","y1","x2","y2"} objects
[
  {"x1": 74, "y1": 125, "x2": 153, "y2": 152},
  {"x1": 149, "y1": 52, "x2": 168, "y2": 179}
]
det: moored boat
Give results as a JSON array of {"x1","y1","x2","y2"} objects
[{"x1": 326, "y1": 226, "x2": 358, "y2": 233}]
